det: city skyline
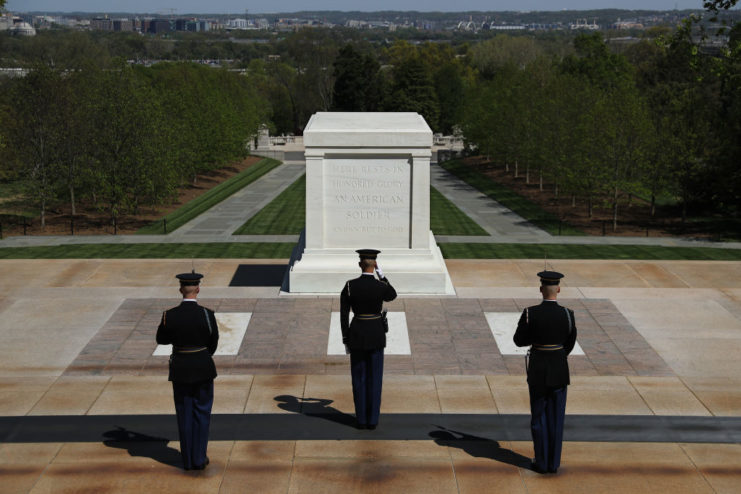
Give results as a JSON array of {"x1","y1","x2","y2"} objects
[{"x1": 5, "y1": 0, "x2": 724, "y2": 14}]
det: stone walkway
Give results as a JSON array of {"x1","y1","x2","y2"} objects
[
  {"x1": 2, "y1": 258, "x2": 741, "y2": 492},
  {"x1": 430, "y1": 164, "x2": 550, "y2": 241},
  {"x1": 171, "y1": 163, "x2": 305, "y2": 239}
]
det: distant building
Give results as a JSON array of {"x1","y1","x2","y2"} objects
[
  {"x1": 113, "y1": 19, "x2": 133, "y2": 32},
  {"x1": 570, "y1": 18, "x2": 599, "y2": 30},
  {"x1": 4, "y1": 16, "x2": 37, "y2": 36},
  {"x1": 227, "y1": 18, "x2": 249, "y2": 29},
  {"x1": 490, "y1": 24, "x2": 526, "y2": 31},
  {"x1": 0, "y1": 13, "x2": 13, "y2": 30},
  {"x1": 9, "y1": 22, "x2": 36, "y2": 36},
  {"x1": 253, "y1": 18, "x2": 270, "y2": 29},
  {"x1": 90, "y1": 17, "x2": 113, "y2": 31},
  {"x1": 149, "y1": 19, "x2": 171, "y2": 34},
  {"x1": 613, "y1": 20, "x2": 645, "y2": 29}
]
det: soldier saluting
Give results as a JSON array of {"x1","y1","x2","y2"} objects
[
  {"x1": 156, "y1": 270, "x2": 219, "y2": 471},
  {"x1": 340, "y1": 249, "x2": 397, "y2": 430},
  {"x1": 513, "y1": 270, "x2": 577, "y2": 474}
]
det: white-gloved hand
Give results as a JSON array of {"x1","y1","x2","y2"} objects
[{"x1": 375, "y1": 263, "x2": 384, "y2": 278}]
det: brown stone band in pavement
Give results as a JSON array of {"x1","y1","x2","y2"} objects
[{"x1": 64, "y1": 297, "x2": 672, "y2": 378}]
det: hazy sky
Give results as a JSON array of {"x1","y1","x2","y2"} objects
[{"x1": 7, "y1": 1, "x2": 715, "y2": 14}]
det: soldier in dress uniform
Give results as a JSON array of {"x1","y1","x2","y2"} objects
[
  {"x1": 156, "y1": 270, "x2": 219, "y2": 471},
  {"x1": 513, "y1": 270, "x2": 577, "y2": 474},
  {"x1": 340, "y1": 249, "x2": 397, "y2": 430}
]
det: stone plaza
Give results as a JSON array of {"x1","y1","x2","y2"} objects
[{"x1": 1, "y1": 258, "x2": 741, "y2": 493}]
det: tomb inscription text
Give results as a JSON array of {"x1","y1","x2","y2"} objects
[{"x1": 324, "y1": 157, "x2": 411, "y2": 247}]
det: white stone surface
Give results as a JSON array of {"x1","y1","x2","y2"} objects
[
  {"x1": 303, "y1": 112, "x2": 432, "y2": 148},
  {"x1": 289, "y1": 112, "x2": 453, "y2": 294},
  {"x1": 153, "y1": 312, "x2": 252, "y2": 356},
  {"x1": 485, "y1": 312, "x2": 585, "y2": 356},
  {"x1": 327, "y1": 311, "x2": 411, "y2": 355},
  {"x1": 323, "y1": 156, "x2": 412, "y2": 248}
]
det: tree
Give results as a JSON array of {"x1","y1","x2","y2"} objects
[
  {"x1": 469, "y1": 35, "x2": 543, "y2": 79},
  {"x1": 388, "y1": 55, "x2": 440, "y2": 130},
  {"x1": 561, "y1": 32, "x2": 634, "y2": 91},
  {"x1": 704, "y1": 0, "x2": 738, "y2": 10},
  {"x1": 1, "y1": 66, "x2": 64, "y2": 228},
  {"x1": 433, "y1": 61, "x2": 465, "y2": 135},
  {"x1": 281, "y1": 29, "x2": 338, "y2": 130},
  {"x1": 332, "y1": 44, "x2": 380, "y2": 112},
  {"x1": 246, "y1": 58, "x2": 294, "y2": 135},
  {"x1": 84, "y1": 63, "x2": 162, "y2": 229}
]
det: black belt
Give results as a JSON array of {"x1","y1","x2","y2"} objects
[
  {"x1": 354, "y1": 313, "x2": 382, "y2": 320},
  {"x1": 532, "y1": 344, "x2": 564, "y2": 351},
  {"x1": 173, "y1": 346, "x2": 207, "y2": 354}
]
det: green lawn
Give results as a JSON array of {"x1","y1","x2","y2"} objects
[
  {"x1": 136, "y1": 158, "x2": 282, "y2": 234},
  {"x1": 439, "y1": 159, "x2": 583, "y2": 235},
  {"x1": 430, "y1": 186, "x2": 488, "y2": 236},
  {"x1": 1, "y1": 242, "x2": 739, "y2": 260},
  {"x1": 0, "y1": 242, "x2": 296, "y2": 259},
  {"x1": 438, "y1": 243, "x2": 741, "y2": 260},
  {"x1": 233, "y1": 175, "x2": 488, "y2": 236},
  {"x1": 234, "y1": 174, "x2": 306, "y2": 235}
]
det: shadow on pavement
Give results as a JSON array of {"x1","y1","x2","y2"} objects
[
  {"x1": 429, "y1": 425, "x2": 532, "y2": 469},
  {"x1": 103, "y1": 426, "x2": 181, "y2": 468},
  {"x1": 274, "y1": 395, "x2": 357, "y2": 428},
  {"x1": 229, "y1": 264, "x2": 287, "y2": 287}
]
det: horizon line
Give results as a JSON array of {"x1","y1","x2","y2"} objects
[{"x1": 12, "y1": 8, "x2": 711, "y2": 16}]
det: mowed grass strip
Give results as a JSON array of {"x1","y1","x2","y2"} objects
[
  {"x1": 0, "y1": 243, "x2": 295, "y2": 259},
  {"x1": 234, "y1": 174, "x2": 306, "y2": 235},
  {"x1": 430, "y1": 186, "x2": 488, "y2": 236},
  {"x1": 233, "y1": 175, "x2": 487, "y2": 236},
  {"x1": 438, "y1": 243, "x2": 741, "y2": 260},
  {"x1": 1, "y1": 242, "x2": 740, "y2": 260},
  {"x1": 136, "y1": 158, "x2": 282, "y2": 234},
  {"x1": 439, "y1": 159, "x2": 583, "y2": 235}
]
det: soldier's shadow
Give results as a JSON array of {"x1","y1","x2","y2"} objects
[
  {"x1": 102, "y1": 426, "x2": 181, "y2": 468},
  {"x1": 429, "y1": 426, "x2": 533, "y2": 469},
  {"x1": 274, "y1": 395, "x2": 357, "y2": 428}
]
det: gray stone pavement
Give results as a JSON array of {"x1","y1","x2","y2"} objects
[
  {"x1": 1, "y1": 161, "x2": 741, "y2": 250},
  {"x1": 171, "y1": 163, "x2": 305, "y2": 238},
  {"x1": 430, "y1": 164, "x2": 551, "y2": 241}
]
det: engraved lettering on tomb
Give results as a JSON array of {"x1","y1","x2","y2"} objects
[{"x1": 324, "y1": 157, "x2": 411, "y2": 248}]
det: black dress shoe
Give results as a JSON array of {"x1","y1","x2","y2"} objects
[
  {"x1": 356, "y1": 423, "x2": 367, "y2": 430},
  {"x1": 367, "y1": 424, "x2": 377, "y2": 430},
  {"x1": 530, "y1": 461, "x2": 548, "y2": 474},
  {"x1": 192, "y1": 457, "x2": 210, "y2": 470}
]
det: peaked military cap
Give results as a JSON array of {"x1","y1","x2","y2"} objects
[
  {"x1": 356, "y1": 249, "x2": 381, "y2": 260},
  {"x1": 176, "y1": 270, "x2": 203, "y2": 286},
  {"x1": 537, "y1": 270, "x2": 564, "y2": 286}
]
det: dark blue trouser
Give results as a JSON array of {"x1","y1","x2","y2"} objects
[
  {"x1": 172, "y1": 380, "x2": 214, "y2": 470},
  {"x1": 529, "y1": 386, "x2": 567, "y2": 472},
  {"x1": 350, "y1": 349, "x2": 384, "y2": 426}
]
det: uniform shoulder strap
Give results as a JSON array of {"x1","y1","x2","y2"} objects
[{"x1": 203, "y1": 307, "x2": 213, "y2": 335}]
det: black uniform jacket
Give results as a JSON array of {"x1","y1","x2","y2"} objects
[
  {"x1": 513, "y1": 300, "x2": 577, "y2": 394},
  {"x1": 340, "y1": 274, "x2": 397, "y2": 351},
  {"x1": 156, "y1": 300, "x2": 219, "y2": 383}
]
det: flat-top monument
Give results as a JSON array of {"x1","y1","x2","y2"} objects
[{"x1": 288, "y1": 112, "x2": 454, "y2": 294}]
